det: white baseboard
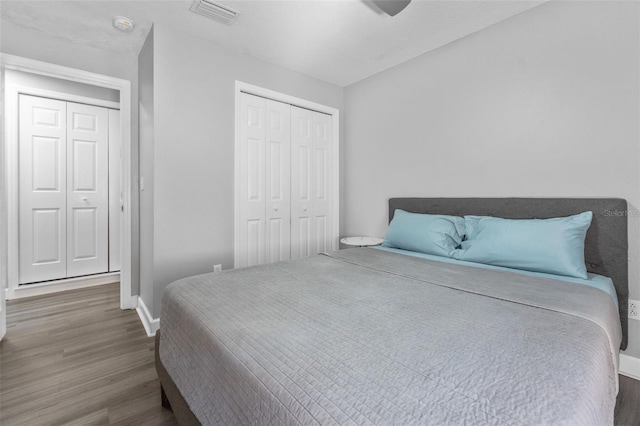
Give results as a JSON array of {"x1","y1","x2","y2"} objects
[
  {"x1": 135, "y1": 295, "x2": 160, "y2": 337},
  {"x1": 6, "y1": 272, "x2": 120, "y2": 299},
  {"x1": 620, "y1": 354, "x2": 640, "y2": 380}
]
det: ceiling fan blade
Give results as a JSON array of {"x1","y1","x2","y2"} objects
[{"x1": 371, "y1": 0, "x2": 411, "y2": 16}]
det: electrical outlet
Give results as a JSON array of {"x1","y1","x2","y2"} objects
[
  {"x1": 213, "y1": 264, "x2": 222, "y2": 273},
  {"x1": 629, "y1": 299, "x2": 639, "y2": 320}
]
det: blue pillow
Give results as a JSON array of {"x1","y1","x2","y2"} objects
[
  {"x1": 452, "y1": 211, "x2": 593, "y2": 278},
  {"x1": 382, "y1": 210, "x2": 464, "y2": 257}
]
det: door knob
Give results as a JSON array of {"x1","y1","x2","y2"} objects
[
  {"x1": 82, "y1": 197, "x2": 88, "y2": 202},
  {"x1": 273, "y1": 206, "x2": 279, "y2": 211},
  {"x1": 303, "y1": 206, "x2": 307, "y2": 212}
]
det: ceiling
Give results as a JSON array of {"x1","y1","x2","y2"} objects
[{"x1": 0, "y1": 0, "x2": 546, "y2": 87}]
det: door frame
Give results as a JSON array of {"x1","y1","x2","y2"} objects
[
  {"x1": 1, "y1": 54, "x2": 136, "y2": 309},
  {"x1": 233, "y1": 81, "x2": 340, "y2": 268}
]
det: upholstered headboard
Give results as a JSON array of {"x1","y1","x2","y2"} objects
[{"x1": 389, "y1": 197, "x2": 629, "y2": 350}]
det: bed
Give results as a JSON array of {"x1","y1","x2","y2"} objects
[{"x1": 156, "y1": 197, "x2": 628, "y2": 425}]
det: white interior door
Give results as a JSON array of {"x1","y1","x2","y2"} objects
[
  {"x1": 238, "y1": 93, "x2": 267, "y2": 267},
  {"x1": 19, "y1": 95, "x2": 68, "y2": 284},
  {"x1": 66, "y1": 102, "x2": 109, "y2": 277},
  {"x1": 312, "y1": 111, "x2": 332, "y2": 253},
  {"x1": 108, "y1": 109, "x2": 121, "y2": 272},
  {"x1": 290, "y1": 106, "x2": 314, "y2": 259},
  {"x1": 265, "y1": 99, "x2": 291, "y2": 263}
]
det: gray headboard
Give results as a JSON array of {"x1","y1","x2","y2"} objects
[{"x1": 389, "y1": 197, "x2": 629, "y2": 350}]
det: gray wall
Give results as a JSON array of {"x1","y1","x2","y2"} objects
[
  {"x1": 138, "y1": 28, "x2": 155, "y2": 314},
  {"x1": 0, "y1": 67, "x2": 6, "y2": 337},
  {"x1": 5, "y1": 69, "x2": 120, "y2": 102},
  {"x1": 342, "y1": 1, "x2": 640, "y2": 356},
  {"x1": 0, "y1": 24, "x2": 141, "y2": 296},
  {"x1": 1, "y1": 19, "x2": 139, "y2": 86},
  {"x1": 143, "y1": 23, "x2": 344, "y2": 317}
]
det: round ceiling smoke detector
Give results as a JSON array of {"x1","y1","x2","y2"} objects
[{"x1": 113, "y1": 16, "x2": 134, "y2": 32}]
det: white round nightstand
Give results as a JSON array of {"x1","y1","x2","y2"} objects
[{"x1": 340, "y1": 236, "x2": 384, "y2": 248}]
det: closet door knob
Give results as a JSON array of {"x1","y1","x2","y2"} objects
[
  {"x1": 82, "y1": 197, "x2": 88, "y2": 202},
  {"x1": 303, "y1": 206, "x2": 307, "y2": 212},
  {"x1": 273, "y1": 206, "x2": 279, "y2": 211}
]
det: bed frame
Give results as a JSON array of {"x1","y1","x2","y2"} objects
[{"x1": 156, "y1": 197, "x2": 629, "y2": 423}]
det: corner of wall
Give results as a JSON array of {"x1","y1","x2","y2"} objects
[
  {"x1": 134, "y1": 295, "x2": 160, "y2": 337},
  {"x1": 138, "y1": 25, "x2": 155, "y2": 317}
]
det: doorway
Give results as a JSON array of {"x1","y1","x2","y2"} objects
[{"x1": 1, "y1": 54, "x2": 135, "y2": 319}]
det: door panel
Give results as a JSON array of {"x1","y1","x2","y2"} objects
[
  {"x1": 32, "y1": 136, "x2": 61, "y2": 190},
  {"x1": 290, "y1": 107, "x2": 314, "y2": 259},
  {"x1": 66, "y1": 102, "x2": 109, "y2": 277},
  {"x1": 246, "y1": 219, "x2": 263, "y2": 266},
  {"x1": 72, "y1": 140, "x2": 98, "y2": 191},
  {"x1": 312, "y1": 112, "x2": 332, "y2": 254},
  {"x1": 316, "y1": 215, "x2": 327, "y2": 253},
  {"x1": 32, "y1": 209, "x2": 63, "y2": 263},
  {"x1": 298, "y1": 146, "x2": 311, "y2": 200},
  {"x1": 19, "y1": 95, "x2": 68, "y2": 284},
  {"x1": 291, "y1": 108, "x2": 333, "y2": 258},
  {"x1": 238, "y1": 93, "x2": 267, "y2": 267},
  {"x1": 264, "y1": 99, "x2": 290, "y2": 263},
  {"x1": 297, "y1": 217, "x2": 310, "y2": 258},
  {"x1": 72, "y1": 207, "x2": 99, "y2": 259}
]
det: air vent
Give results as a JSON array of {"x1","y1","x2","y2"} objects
[{"x1": 190, "y1": 0, "x2": 240, "y2": 25}]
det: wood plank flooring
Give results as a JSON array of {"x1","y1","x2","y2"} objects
[
  {"x1": 1, "y1": 283, "x2": 640, "y2": 425},
  {"x1": 0, "y1": 283, "x2": 177, "y2": 425},
  {"x1": 615, "y1": 374, "x2": 640, "y2": 425}
]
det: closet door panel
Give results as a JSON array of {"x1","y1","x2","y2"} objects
[
  {"x1": 238, "y1": 93, "x2": 267, "y2": 267},
  {"x1": 290, "y1": 106, "x2": 314, "y2": 259},
  {"x1": 265, "y1": 100, "x2": 291, "y2": 263},
  {"x1": 66, "y1": 102, "x2": 109, "y2": 277},
  {"x1": 19, "y1": 95, "x2": 68, "y2": 284},
  {"x1": 312, "y1": 112, "x2": 332, "y2": 254}
]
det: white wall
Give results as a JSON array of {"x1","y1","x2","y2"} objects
[
  {"x1": 1, "y1": 23, "x2": 141, "y2": 295},
  {"x1": 1, "y1": 20, "x2": 138, "y2": 88},
  {"x1": 343, "y1": 1, "x2": 640, "y2": 356},
  {"x1": 0, "y1": 67, "x2": 6, "y2": 338},
  {"x1": 138, "y1": 28, "x2": 155, "y2": 318},
  {"x1": 5, "y1": 69, "x2": 119, "y2": 103},
  {"x1": 142, "y1": 23, "x2": 344, "y2": 317}
]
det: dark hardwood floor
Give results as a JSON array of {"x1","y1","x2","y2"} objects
[
  {"x1": 615, "y1": 375, "x2": 640, "y2": 425},
  {"x1": 1, "y1": 283, "x2": 639, "y2": 425},
  {"x1": 0, "y1": 283, "x2": 177, "y2": 425}
]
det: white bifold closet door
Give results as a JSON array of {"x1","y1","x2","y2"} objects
[
  {"x1": 19, "y1": 94, "x2": 110, "y2": 284},
  {"x1": 237, "y1": 93, "x2": 332, "y2": 268},
  {"x1": 290, "y1": 106, "x2": 332, "y2": 259},
  {"x1": 66, "y1": 102, "x2": 109, "y2": 277},
  {"x1": 238, "y1": 93, "x2": 291, "y2": 267},
  {"x1": 19, "y1": 95, "x2": 68, "y2": 283}
]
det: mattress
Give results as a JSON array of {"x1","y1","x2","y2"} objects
[
  {"x1": 375, "y1": 246, "x2": 619, "y2": 307},
  {"x1": 159, "y1": 248, "x2": 621, "y2": 425}
]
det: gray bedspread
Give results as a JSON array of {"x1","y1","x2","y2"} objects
[{"x1": 159, "y1": 248, "x2": 621, "y2": 425}]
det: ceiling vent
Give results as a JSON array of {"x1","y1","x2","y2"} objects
[{"x1": 190, "y1": 0, "x2": 240, "y2": 25}]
